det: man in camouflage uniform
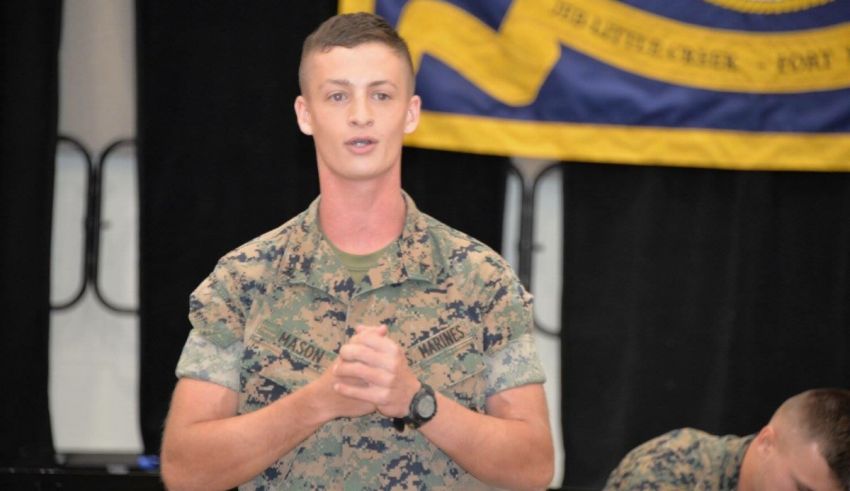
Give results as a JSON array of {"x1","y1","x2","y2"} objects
[
  {"x1": 604, "y1": 388, "x2": 850, "y2": 491},
  {"x1": 604, "y1": 428, "x2": 752, "y2": 490},
  {"x1": 160, "y1": 12, "x2": 554, "y2": 491}
]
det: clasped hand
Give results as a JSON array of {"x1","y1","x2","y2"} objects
[{"x1": 327, "y1": 324, "x2": 420, "y2": 419}]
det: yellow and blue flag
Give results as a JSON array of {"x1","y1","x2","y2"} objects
[{"x1": 340, "y1": 0, "x2": 850, "y2": 171}]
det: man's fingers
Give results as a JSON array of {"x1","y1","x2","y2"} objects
[
  {"x1": 339, "y1": 343, "x2": 401, "y2": 373},
  {"x1": 348, "y1": 330, "x2": 400, "y2": 354},
  {"x1": 334, "y1": 382, "x2": 391, "y2": 407},
  {"x1": 336, "y1": 360, "x2": 393, "y2": 387},
  {"x1": 339, "y1": 343, "x2": 374, "y2": 363},
  {"x1": 354, "y1": 324, "x2": 388, "y2": 336},
  {"x1": 335, "y1": 374, "x2": 370, "y2": 387}
]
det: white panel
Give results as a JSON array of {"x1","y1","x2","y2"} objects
[
  {"x1": 503, "y1": 162, "x2": 564, "y2": 488},
  {"x1": 51, "y1": 144, "x2": 88, "y2": 306},
  {"x1": 49, "y1": 149, "x2": 142, "y2": 453},
  {"x1": 51, "y1": 0, "x2": 141, "y2": 454},
  {"x1": 99, "y1": 147, "x2": 138, "y2": 308},
  {"x1": 50, "y1": 305, "x2": 142, "y2": 452},
  {"x1": 60, "y1": 0, "x2": 136, "y2": 150}
]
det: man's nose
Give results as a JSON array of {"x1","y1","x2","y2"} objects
[{"x1": 348, "y1": 96, "x2": 374, "y2": 127}]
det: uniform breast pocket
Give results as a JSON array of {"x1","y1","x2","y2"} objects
[
  {"x1": 241, "y1": 332, "x2": 334, "y2": 410},
  {"x1": 413, "y1": 337, "x2": 487, "y2": 412}
]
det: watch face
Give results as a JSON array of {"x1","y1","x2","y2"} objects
[{"x1": 416, "y1": 394, "x2": 436, "y2": 419}]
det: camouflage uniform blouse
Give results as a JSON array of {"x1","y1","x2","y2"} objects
[
  {"x1": 175, "y1": 193, "x2": 546, "y2": 490},
  {"x1": 604, "y1": 428, "x2": 755, "y2": 491}
]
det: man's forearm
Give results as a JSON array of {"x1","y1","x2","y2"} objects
[
  {"x1": 336, "y1": 328, "x2": 554, "y2": 490},
  {"x1": 161, "y1": 382, "x2": 327, "y2": 491},
  {"x1": 419, "y1": 388, "x2": 554, "y2": 491}
]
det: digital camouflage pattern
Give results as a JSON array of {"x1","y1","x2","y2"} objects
[
  {"x1": 604, "y1": 428, "x2": 754, "y2": 491},
  {"x1": 176, "y1": 192, "x2": 545, "y2": 490}
]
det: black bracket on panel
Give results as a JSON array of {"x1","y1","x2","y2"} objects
[
  {"x1": 51, "y1": 136, "x2": 95, "y2": 310},
  {"x1": 50, "y1": 135, "x2": 138, "y2": 315},
  {"x1": 508, "y1": 160, "x2": 562, "y2": 338},
  {"x1": 91, "y1": 139, "x2": 138, "y2": 314}
]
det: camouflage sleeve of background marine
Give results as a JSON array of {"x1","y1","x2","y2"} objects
[
  {"x1": 481, "y1": 261, "x2": 546, "y2": 398},
  {"x1": 174, "y1": 258, "x2": 250, "y2": 391},
  {"x1": 603, "y1": 429, "x2": 710, "y2": 491}
]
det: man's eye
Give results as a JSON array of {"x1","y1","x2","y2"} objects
[
  {"x1": 373, "y1": 93, "x2": 390, "y2": 101},
  {"x1": 329, "y1": 93, "x2": 346, "y2": 102}
]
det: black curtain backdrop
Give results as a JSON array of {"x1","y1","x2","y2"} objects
[
  {"x1": 402, "y1": 147, "x2": 507, "y2": 250},
  {"x1": 560, "y1": 163, "x2": 850, "y2": 488},
  {"x1": 0, "y1": 0, "x2": 62, "y2": 466},
  {"x1": 136, "y1": 1, "x2": 508, "y2": 454}
]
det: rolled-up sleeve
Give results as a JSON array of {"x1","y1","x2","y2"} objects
[
  {"x1": 482, "y1": 269, "x2": 546, "y2": 397},
  {"x1": 174, "y1": 260, "x2": 249, "y2": 391}
]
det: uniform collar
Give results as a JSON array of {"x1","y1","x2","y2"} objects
[
  {"x1": 725, "y1": 434, "x2": 756, "y2": 487},
  {"x1": 280, "y1": 191, "x2": 441, "y2": 303}
]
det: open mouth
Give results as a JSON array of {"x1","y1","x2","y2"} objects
[{"x1": 346, "y1": 137, "x2": 377, "y2": 148}]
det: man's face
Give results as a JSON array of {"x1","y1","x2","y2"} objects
[
  {"x1": 294, "y1": 42, "x2": 420, "y2": 184},
  {"x1": 751, "y1": 427, "x2": 841, "y2": 491}
]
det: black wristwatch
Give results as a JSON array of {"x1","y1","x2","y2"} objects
[{"x1": 393, "y1": 382, "x2": 437, "y2": 431}]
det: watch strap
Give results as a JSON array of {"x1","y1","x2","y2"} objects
[{"x1": 393, "y1": 382, "x2": 436, "y2": 431}]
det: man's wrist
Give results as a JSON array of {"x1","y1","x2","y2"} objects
[
  {"x1": 297, "y1": 381, "x2": 334, "y2": 427},
  {"x1": 394, "y1": 380, "x2": 437, "y2": 431}
]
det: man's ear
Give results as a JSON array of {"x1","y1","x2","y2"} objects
[
  {"x1": 294, "y1": 95, "x2": 313, "y2": 136},
  {"x1": 403, "y1": 95, "x2": 421, "y2": 135},
  {"x1": 755, "y1": 425, "x2": 776, "y2": 454}
]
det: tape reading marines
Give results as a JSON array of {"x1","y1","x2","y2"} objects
[{"x1": 417, "y1": 327, "x2": 466, "y2": 359}]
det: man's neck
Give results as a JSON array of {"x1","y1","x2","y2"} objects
[
  {"x1": 318, "y1": 179, "x2": 406, "y2": 255},
  {"x1": 737, "y1": 438, "x2": 757, "y2": 491}
]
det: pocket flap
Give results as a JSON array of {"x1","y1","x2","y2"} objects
[{"x1": 413, "y1": 337, "x2": 485, "y2": 390}]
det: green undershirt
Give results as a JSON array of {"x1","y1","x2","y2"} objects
[{"x1": 326, "y1": 239, "x2": 393, "y2": 284}]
